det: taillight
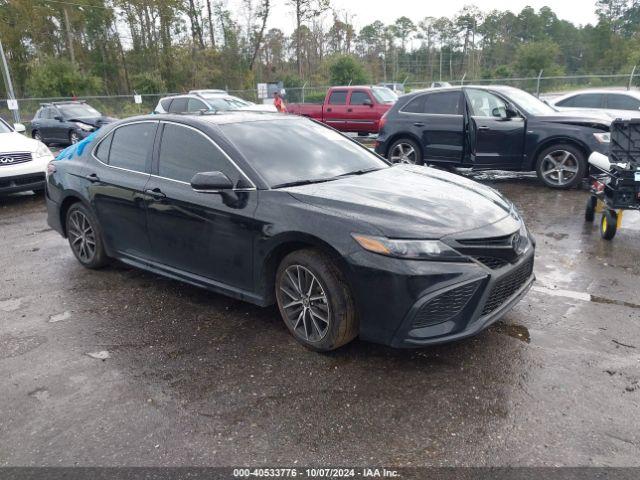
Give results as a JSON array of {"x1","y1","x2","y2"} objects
[{"x1": 379, "y1": 111, "x2": 389, "y2": 131}]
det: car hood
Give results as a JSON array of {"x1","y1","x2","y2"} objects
[
  {"x1": 68, "y1": 116, "x2": 116, "y2": 128},
  {"x1": 284, "y1": 165, "x2": 516, "y2": 238},
  {"x1": 535, "y1": 112, "x2": 611, "y2": 129},
  {"x1": 0, "y1": 132, "x2": 41, "y2": 153}
]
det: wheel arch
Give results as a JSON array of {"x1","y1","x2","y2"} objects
[
  {"x1": 381, "y1": 132, "x2": 422, "y2": 159},
  {"x1": 527, "y1": 136, "x2": 590, "y2": 171},
  {"x1": 258, "y1": 233, "x2": 353, "y2": 306},
  {"x1": 59, "y1": 193, "x2": 90, "y2": 237}
]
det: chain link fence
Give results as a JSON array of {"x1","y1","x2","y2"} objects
[{"x1": 3, "y1": 71, "x2": 640, "y2": 127}]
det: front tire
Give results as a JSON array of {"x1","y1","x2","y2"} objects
[
  {"x1": 387, "y1": 138, "x2": 423, "y2": 165},
  {"x1": 275, "y1": 249, "x2": 358, "y2": 351},
  {"x1": 32, "y1": 130, "x2": 46, "y2": 145},
  {"x1": 69, "y1": 130, "x2": 81, "y2": 145},
  {"x1": 535, "y1": 143, "x2": 586, "y2": 189},
  {"x1": 66, "y1": 203, "x2": 109, "y2": 269},
  {"x1": 600, "y1": 210, "x2": 617, "y2": 240}
]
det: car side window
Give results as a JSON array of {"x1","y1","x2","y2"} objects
[
  {"x1": 158, "y1": 123, "x2": 239, "y2": 185},
  {"x1": 557, "y1": 94, "x2": 603, "y2": 108},
  {"x1": 350, "y1": 91, "x2": 372, "y2": 105},
  {"x1": 94, "y1": 133, "x2": 113, "y2": 164},
  {"x1": 328, "y1": 91, "x2": 348, "y2": 105},
  {"x1": 606, "y1": 94, "x2": 640, "y2": 111},
  {"x1": 466, "y1": 89, "x2": 507, "y2": 118},
  {"x1": 108, "y1": 122, "x2": 156, "y2": 173},
  {"x1": 159, "y1": 98, "x2": 173, "y2": 112},
  {"x1": 402, "y1": 95, "x2": 425, "y2": 113},
  {"x1": 421, "y1": 91, "x2": 462, "y2": 115},
  {"x1": 168, "y1": 97, "x2": 188, "y2": 113},
  {"x1": 187, "y1": 98, "x2": 208, "y2": 112}
]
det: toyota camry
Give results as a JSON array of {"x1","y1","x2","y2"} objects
[{"x1": 45, "y1": 112, "x2": 535, "y2": 351}]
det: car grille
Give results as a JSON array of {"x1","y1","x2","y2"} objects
[
  {"x1": 412, "y1": 280, "x2": 482, "y2": 329},
  {"x1": 458, "y1": 235, "x2": 513, "y2": 247},
  {"x1": 0, "y1": 152, "x2": 32, "y2": 166},
  {"x1": 472, "y1": 256, "x2": 509, "y2": 270},
  {"x1": 481, "y1": 257, "x2": 534, "y2": 316}
]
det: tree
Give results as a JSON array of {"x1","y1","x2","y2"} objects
[
  {"x1": 389, "y1": 16, "x2": 416, "y2": 53},
  {"x1": 514, "y1": 40, "x2": 564, "y2": 77},
  {"x1": 328, "y1": 55, "x2": 368, "y2": 85},
  {"x1": 287, "y1": 0, "x2": 330, "y2": 77}
]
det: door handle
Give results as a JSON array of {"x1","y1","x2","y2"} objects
[
  {"x1": 326, "y1": 108, "x2": 332, "y2": 112},
  {"x1": 478, "y1": 125, "x2": 490, "y2": 130},
  {"x1": 347, "y1": 108, "x2": 353, "y2": 112},
  {"x1": 145, "y1": 188, "x2": 166, "y2": 199},
  {"x1": 413, "y1": 122, "x2": 425, "y2": 127},
  {"x1": 85, "y1": 173, "x2": 100, "y2": 183}
]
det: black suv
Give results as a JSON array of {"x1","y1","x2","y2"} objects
[
  {"x1": 31, "y1": 101, "x2": 114, "y2": 146},
  {"x1": 375, "y1": 86, "x2": 612, "y2": 188}
]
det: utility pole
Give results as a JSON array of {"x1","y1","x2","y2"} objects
[
  {"x1": 63, "y1": 7, "x2": 76, "y2": 65},
  {"x1": 0, "y1": 38, "x2": 20, "y2": 123}
]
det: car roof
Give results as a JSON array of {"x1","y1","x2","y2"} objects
[
  {"x1": 119, "y1": 111, "x2": 290, "y2": 126},
  {"x1": 552, "y1": 89, "x2": 640, "y2": 100}
]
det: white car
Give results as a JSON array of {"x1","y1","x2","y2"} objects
[
  {"x1": 549, "y1": 89, "x2": 640, "y2": 120},
  {"x1": 0, "y1": 118, "x2": 54, "y2": 195},
  {"x1": 154, "y1": 92, "x2": 277, "y2": 114}
]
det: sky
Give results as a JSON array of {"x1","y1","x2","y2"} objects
[{"x1": 227, "y1": 0, "x2": 600, "y2": 34}]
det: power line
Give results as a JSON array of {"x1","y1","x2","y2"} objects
[{"x1": 40, "y1": 0, "x2": 110, "y2": 10}]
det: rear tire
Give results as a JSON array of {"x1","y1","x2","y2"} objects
[
  {"x1": 387, "y1": 138, "x2": 423, "y2": 165},
  {"x1": 32, "y1": 130, "x2": 46, "y2": 145},
  {"x1": 69, "y1": 130, "x2": 81, "y2": 145},
  {"x1": 275, "y1": 249, "x2": 358, "y2": 351},
  {"x1": 535, "y1": 143, "x2": 586, "y2": 189},
  {"x1": 600, "y1": 210, "x2": 617, "y2": 240},
  {"x1": 65, "y1": 203, "x2": 109, "y2": 269}
]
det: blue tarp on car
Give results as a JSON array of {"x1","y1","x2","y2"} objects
[{"x1": 55, "y1": 130, "x2": 99, "y2": 161}]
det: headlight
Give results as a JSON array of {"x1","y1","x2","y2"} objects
[
  {"x1": 352, "y1": 234, "x2": 469, "y2": 262},
  {"x1": 74, "y1": 122, "x2": 94, "y2": 131},
  {"x1": 35, "y1": 142, "x2": 53, "y2": 159},
  {"x1": 593, "y1": 132, "x2": 610, "y2": 143}
]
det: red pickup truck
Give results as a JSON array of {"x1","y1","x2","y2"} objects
[{"x1": 287, "y1": 86, "x2": 397, "y2": 134}]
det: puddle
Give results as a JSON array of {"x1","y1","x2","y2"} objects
[{"x1": 493, "y1": 322, "x2": 531, "y2": 343}]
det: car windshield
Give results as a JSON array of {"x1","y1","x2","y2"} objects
[
  {"x1": 59, "y1": 104, "x2": 101, "y2": 118},
  {"x1": 372, "y1": 87, "x2": 397, "y2": 103},
  {"x1": 219, "y1": 118, "x2": 389, "y2": 188},
  {"x1": 201, "y1": 95, "x2": 252, "y2": 110},
  {"x1": 502, "y1": 87, "x2": 556, "y2": 116},
  {"x1": 0, "y1": 118, "x2": 12, "y2": 133}
]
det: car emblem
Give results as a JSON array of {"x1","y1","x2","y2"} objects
[
  {"x1": 511, "y1": 233, "x2": 523, "y2": 254},
  {"x1": 0, "y1": 156, "x2": 15, "y2": 164}
]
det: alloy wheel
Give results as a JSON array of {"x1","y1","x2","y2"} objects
[
  {"x1": 279, "y1": 265, "x2": 330, "y2": 343},
  {"x1": 68, "y1": 210, "x2": 97, "y2": 263},
  {"x1": 540, "y1": 150, "x2": 579, "y2": 186},
  {"x1": 70, "y1": 132, "x2": 80, "y2": 144},
  {"x1": 34, "y1": 131, "x2": 42, "y2": 141},
  {"x1": 390, "y1": 143, "x2": 417, "y2": 164}
]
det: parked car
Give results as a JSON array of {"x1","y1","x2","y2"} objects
[
  {"x1": 375, "y1": 85, "x2": 612, "y2": 189},
  {"x1": 154, "y1": 92, "x2": 277, "y2": 114},
  {"x1": 378, "y1": 83, "x2": 404, "y2": 95},
  {"x1": 46, "y1": 112, "x2": 535, "y2": 351},
  {"x1": 0, "y1": 117, "x2": 54, "y2": 194},
  {"x1": 287, "y1": 86, "x2": 397, "y2": 134},
  {"x1": 30, "y1": 101, "x2": 115, "y2": 146},
  {"x1": 549, "y1": 89, "x2": 640, "y2": 120}
]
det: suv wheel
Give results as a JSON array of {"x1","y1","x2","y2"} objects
[
  {"x1": 535, "y1": 144, "x2": 586, "y2": 189},
  {"x1": 388, "y1": 138, "x2": 423, "y2": 165},
  {"x1": 66, "y1": 203, "x2": 108, "y2": 269},
  {"x1": 69, "y1": 131, "x2": 81, "y2": 145},
  {"x1": 275, "y1": 249, "x2": 358, "y2": 351}
]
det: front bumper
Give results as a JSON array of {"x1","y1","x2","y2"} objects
[
  {"x1": 0, "y1": 156, "x2": 50, "y2": 194},
  {"x1": 346, "y1": 246, "x2": 535, "y2": 347}
]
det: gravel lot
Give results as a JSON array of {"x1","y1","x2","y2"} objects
[{"x1": 1, "y1": 173, "x2": 639, "y2": 467}]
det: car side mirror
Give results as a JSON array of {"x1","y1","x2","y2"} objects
[
  {"x1": 13, "y1": 123, "x2": 26, "y2": 133},
  {"x1": 190, "y1": 171, "x2": 234, "y2": 192},
  {"x1": 54, "y1": 115, "x2": 64, "y2": 122},
  {"x1": 363, "y1": 99, "x2": 373, "y2": 107},
  {"x1": 505, "y1": 104, "x2": 518, "y2": 118}
]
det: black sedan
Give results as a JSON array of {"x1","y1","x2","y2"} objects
[
  {"x1": 45, "y1": 112, "x2": 535, "y2": 351},
  {"x1": 375, "y1": 86, "x2": 612, "y2": 189},
  {"x1": 30, "y1": 101, "x2": 114, "y2": 146}
]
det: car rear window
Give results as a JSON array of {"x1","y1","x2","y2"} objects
[
  {"x1": 160, "y1": 98, "x2": 173, "y2": 111},
  {"x1": 328, "y1": 91, "x2": 347, "y2": 105},
  {"x1": 108, "y1": 122, "x2": 156, "y2": 172},
  {"x1": 168, "y1": 97, "x2": 188, "y2": 113},
  {"x1": 606, "y1": 94, "x2": 640, "y2": 111}
]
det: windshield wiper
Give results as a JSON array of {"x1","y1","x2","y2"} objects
[
  {"x1": 332, "y1": 167, "x2": 384, "y2": 178},
  {"x1": 272, "y1": 178, "x2": 337, "y2": 189}
]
